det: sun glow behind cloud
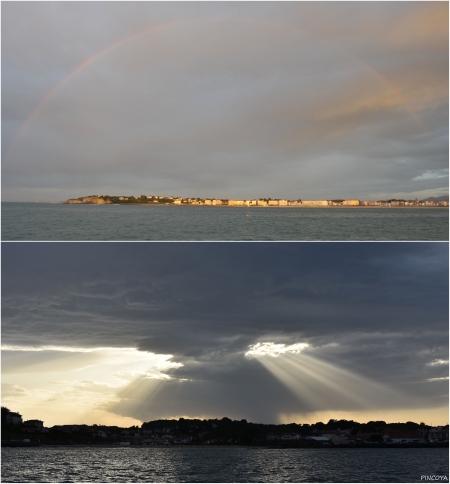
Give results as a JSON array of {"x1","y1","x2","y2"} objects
[
  {"x1": 245, "y1": 342, "x2": 309, "y2": 357},
  {"x1": 245, "y1": 341, "x2": 413, "y2": 418},
  {"x1": 1, "y1": 345, "x2": 183, "y2": 426}
]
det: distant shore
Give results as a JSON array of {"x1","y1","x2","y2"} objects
[
  {"x1": 55, "y1": 202, "x2": 450, "y2": 209},
  {"x1": 61, "y1": 195, "x2": 449, "y2": 208}
]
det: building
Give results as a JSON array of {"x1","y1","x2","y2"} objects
[
  {"x1": 382, "y1": 432, "x2": 424, "y2": 443},
  {"x1": 342, "y1": 199, "x2": 360, "y2": 206},
  {"x1": 5, "y1": 412, "x2": 23, "y2": 425},
  {"x1": 428, "y1": 427, "x2": 449, "y2": 441},
  {"x1": 23, "y1": 419, "x2": 44, "y2": 428},
  {"x1": 228, "y1": 200, "x2": 245, "y2": 206},
  {"x1": 321, "y1": 431, "x2": 344, "y2": 443},
  {"x1": 301, "y1": 200, "x2": 328, "y2": 206},
  {"x1": 280, "y1": 433, "x2": 301, "y2": 440}
]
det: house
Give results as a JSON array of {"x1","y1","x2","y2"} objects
[
  {"x1": 301, "y1": 200, "x2": 328, "y2": 206},
  {"x1": 257, "y1": 200, "x2": 268, "y2": 206},
  {"x1": 321, "y1": 432, "x2": 344, "y2": 443},
  {"x1": 382, "y1": 432, "x2": 424, "y2": 443},
  {"x1": 5, "y1": 412, "x2": 22, "y2": 425},
  {"x1": 24, "y1": 419, "x2": 44, "y2": 428},
  {"x1": 278, "y1": 200, "x2": 288, "y2": 206},
  {"x1": 343, "y1": 199, "x2": 360, "y2": 206},
  {"x1": 280, "y1": 433, "x2": 301, "y2": 440},
  {"x1": 268, "y1": 200, "x2": 278, "y2": 206},
  {"x1": 428, "y1": 427, "x2": 449, "y2": 441}
]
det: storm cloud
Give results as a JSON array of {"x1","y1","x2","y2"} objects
[
  {"x1": 2, "y1": 2, "x2": 448, "y2": 202},
  {"x1": 2, "y1": 242, "x2": 448, "y2": 424}
]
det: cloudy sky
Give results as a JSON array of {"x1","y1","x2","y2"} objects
[
  {"x1": 2, "y1": 2, "x2": 448, "y2": 202},
  {"x1": 2, "y1": 242, "x2": 448, "y2": 427}
]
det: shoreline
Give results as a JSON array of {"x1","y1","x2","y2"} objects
[
  {"x1": 9, "y1": 202, "x2": 448, "y2": 209},
  {"x1": 4, "y1": 443, "x2": 448, "y2": 449}
]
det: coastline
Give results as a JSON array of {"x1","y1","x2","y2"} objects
[
  {"x1": 20, "y1": 202, "x2": 448, "y2": 209},
  {"x1": 5, "y1": 443, "x2": 447, "y2": 449}
]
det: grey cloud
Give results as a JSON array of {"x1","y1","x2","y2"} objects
[{"x1": 2, "y1": 2, "x2": 448, "y2": 201}]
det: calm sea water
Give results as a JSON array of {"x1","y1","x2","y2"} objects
[
  {"x1": 1, "y1": 203, "x2": 448, "y2": 240},
  {"x1": 1, "y1": 447, "x2": 448, "y2": 482}
]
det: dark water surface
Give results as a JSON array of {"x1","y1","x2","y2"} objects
[
  {"x1": 2, "y1": 203, "x2": 448, "y2": 240},
  {"x1": 1, "y1": 447, "x2": 448, "y2": 482}
]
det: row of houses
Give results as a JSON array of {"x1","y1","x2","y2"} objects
[
  {"x1": 266, "y1": 426, "x2": 449, "y2": 444},
  {"x1": 170, "y1": 198, "x2": 449, "y2": 207},
  {"x1": 5, "y1": 411, "x2": 448, "y2": 446},
  {"x1": 93, "y1": 193, "x2": 448, "y2": 207}
]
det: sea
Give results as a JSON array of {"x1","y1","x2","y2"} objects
[
  {"x1": 1, "y1": 203, "x2": 448, "y2": 241},
  {"x1": 1, "y1": 447, "x2": 448, "y2": 482}
]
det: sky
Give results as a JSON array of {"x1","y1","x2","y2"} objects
[
  {"x1": 2, "y1": 242, "x2": 448, "y2": 427},
  {"x1": 2, "y1": 2, "x2": 448, "y2": 202}
]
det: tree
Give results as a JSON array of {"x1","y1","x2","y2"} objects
[{"x1": 1, "y1": 406, "x2": 11, "y2": 424}]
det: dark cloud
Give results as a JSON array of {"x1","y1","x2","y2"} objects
[
  {"x1": 2, "y1": 242, "x2": 448, "y2": 421},
  {"x1": 2, "y1": 2, "x2": 448, "y2": 201}
]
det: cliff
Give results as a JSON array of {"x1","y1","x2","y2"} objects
[{"x1": 63, "y1": 196, "x2": 113, "y2": 204}]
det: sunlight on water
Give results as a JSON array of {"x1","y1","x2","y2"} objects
[{"x1": 1, "y1": 447, "x2": 448, "y2": 482}]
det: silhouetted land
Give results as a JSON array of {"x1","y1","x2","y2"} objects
[{"x1": 2, "y1": 407, "x2": 448, "y2": 448}]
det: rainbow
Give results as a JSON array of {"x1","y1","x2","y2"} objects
[
  {"x1": 4, "y1": 18, "x2": 194, "y2": 161},
  {"x1": 4, "y1": 16, "x2": 425, "y2": 162}
]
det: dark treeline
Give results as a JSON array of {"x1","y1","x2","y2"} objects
[
  {"x1": 141, "y1": 417, "x2": 431, "y2": 441},
  {"x1": 3, "y1": 403, "x2": 448, "y2": 447}
]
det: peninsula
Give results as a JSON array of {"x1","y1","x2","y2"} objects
[{"x1": 63, "y1": 195, "x2": 449, "y2": 207}]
